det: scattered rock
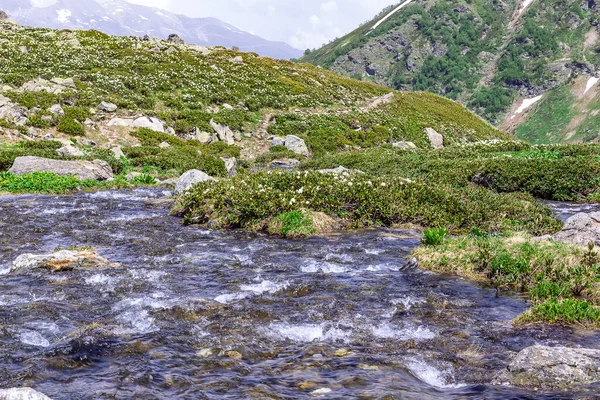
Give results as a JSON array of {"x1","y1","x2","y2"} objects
[
  {"x1": 0, "y1": 97, "x2": 27, "y2": 125},
  {"x1": 57, "y1": 145, "x2": 84, "y2": 158},
  {"x1": 165, "y1": 126, "x2": 176, "y2": 136},
  {"x1": 210, "y1": 120, "x2": 235, "y2": 145},
  {"x1": 174, "y1": 169, "x2": 215, "y2": 194},
  {"x1": 392, "y1": 141, "x2": 417, "y2": 150},
  {"x1": 553, "y1": 212, "x2": 600, "y2": 246},
  {"x1": 9, "y1": 156, "x2": 114, "y2": 181},
  {"x1": 425, "y1": 127, "x2": 444, "y2": 149},
  {"x1": 133, "y1": 116, "x2": 165, "y2": 133},
  {"x1": 221, "y1": 157, "x2": 237, "y2": 176},
  {"x1": 106, "y1": 117, "x2": 132, "y2": 128},
  {"x1": 11, "y1": 249, "x2": 113, "y2": 273},
  {"x1": 319, "y1": 166, "x2": 363, "y2": 174},
  {"x1": 492, "y1": 345, "x2": 600, "y2": 390},
  {"x1": 222, "y1": 103, "x2": 233, "y2": 110},
  {"x1": 229, "y1": 56, "x2": 244, "y2": 64},
  {"x1": 58, "y1": 38, "x2": 81, "y2": 49},
  {"x1": 0, "y1": 388, "x2": 52, "y2": 400},
  {"x1": 48, "y1": 104, "x2": 64, "y2": 116},
  {"x1": 158, "y1": 141, "x2": 171, "y2": 149},
  {"x1": 270, "y1": 136, "x2": 285, "y2": 147},
  {"x1": 167, "y1": 34, "x2": 184, "y2": 44},
  {"x1": 269, "y1": 159, "x2": 300, "y2": 170},
  {"x1": 193, "y1": 129, "x2": 214, "y2": 144},
  {"x1": 285, "y1": 135, "x2": 310, "y2": 157},
  {"x1": 110, "y1": 147, "x2": 125, "y2": 159},
  {"x1": 20, "y1": 78, "x2": 75, "y2": 95},
  {"x1": 97, "y1": 101, "x2": 117, "y2": 112},
  {"x1": 50, "y1": 77, "x2": 76, "y2": 89}
]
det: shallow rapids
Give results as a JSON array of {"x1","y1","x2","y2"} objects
[{"x1": 1, "y1": 189, "x2": 599, "y2": 399}]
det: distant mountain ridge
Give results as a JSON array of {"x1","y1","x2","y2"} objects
[{"x1": 2, "y1": 0, "x2": 302, "y2": 60}]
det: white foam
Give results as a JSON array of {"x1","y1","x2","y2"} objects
[
  {"x1": 364, "y1": 248, "x2": 384, "y2": 255},
  {"x1": 301, "y1": 260, "x2": 348, "y2": 274},
  {"x1": 391, "y1": 296, "x2": 426, "y2": 310},
  {"x1": 371, "y1": 323, "x2": 436, "y2": 340},
  {"x1": 240, "y1": 280, "x2": 289, "y2": 295},
  {"x1": 85, "y1": 274, "x2": 116, "y2": 286},
  {"x1": 214, "y1": 292, "x2": 250, "y2": 304},
  {"x1": 19, "y1": 331, "x2": 50, "y2": 347},
  {"x1": 267, "y1": 323, "x2": 350, "y2": 343},
  {"x1": 406, "y1": 358, "x2": 465, "y2": 389},
  {"x1": 584, "y1": 76, "x2": 600, "y2": 95},
  {"x1": 324, "y1": 253, "x2": 354, "y2": 263},
  {"x1": 0, "y1": 266, "x2": 10, "y2": 275},
  {"x1": 115, "y1": 309, "x2": 157, "y2": 334},
  {"x1": 515, "y1": 95, "x2": 543, "y2": 115}
]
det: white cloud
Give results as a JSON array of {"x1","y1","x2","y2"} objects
[{"x1": 320, "y1": 1, "x2": 338, "y2": 12}]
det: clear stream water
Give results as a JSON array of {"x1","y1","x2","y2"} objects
[{"x1": 1, "y1": 189, "x2": 600, "y2": 399}]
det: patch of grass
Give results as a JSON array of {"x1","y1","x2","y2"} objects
[
  {"x1": 270, "y1": 210, "x2": 316, "y2": 238},
  {"x1": 413, "y1": 233, "x2": 600, "y2": 326},
  {"x1": 422, "y1": 227, "x2": 447, "y2": 246},
  {"x1": 0, "y1": 171, "x2": 115, "y2": 193}
]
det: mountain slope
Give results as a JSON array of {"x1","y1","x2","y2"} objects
[
  {"x1": 3, "y1": 0, "x2": 302, "y2": 59},
  {"x1": 0, "y1": 19, "x2": 513, "y2": 160},
  {"x1": 301, "y1": 0, "x2": 600, "y2": 144}
]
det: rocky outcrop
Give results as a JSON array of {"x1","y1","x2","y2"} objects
[
  {"x1": 174, "y1": 169, "x2": 215, "y2": 194},
  {"x1": 285, "y1": 135, "x2": 310, "y2": 157},
  {"x1": 9, "y1": 156, "x2": 113, "y2": 181},
  {"x1": 48, "y1": 104, "x2": 64, "y2": 116},
  {"x1": 425, "y1": 128, "x2": 444, "y2": 149},
  {"x1": 0, "y1": 11, "x2": 9, "y2": 21},
  {"x1": 0, "y1": 388, "x2": 52, "y2": 400},
  {"x1": 11, "y1": 249, "x2": 113, "y2": 273},
  {"x1": 20, "y1": 78, "x2": 75, "y2": 94},
  {"x1": 493, "y1": 345, "x2": 600, "y2": 390},
  {"x1": 210, "y1": 120, "x2": 235, "y2": 145},
  {"x1": 553, "y1": 212, "x2": 600, "y2": 246},
  {"x1": 167, "y1": 34, "x2": 184, "y2": 44},
  {"x1": 0, "y1": 95, "x2": 27, "y2": 125},
  {"x1": 107, "y1": 116, "x2": 165, "y2": 133},
  {"x1": 57, "y1": 145, "x2": 84, "y2": 157},
  {"x1": 229, "y1": 56, "x2": 244, "y2": 64}
]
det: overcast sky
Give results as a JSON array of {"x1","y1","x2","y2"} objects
[{"x1": 125, "y1": 0, "x2": 399, "y2": 49}]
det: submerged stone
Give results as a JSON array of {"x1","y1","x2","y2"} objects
[{"x1": 11, "y1": 249, "x2": 114, "y2": 273}]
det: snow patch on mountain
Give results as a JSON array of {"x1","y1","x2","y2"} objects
[
  {"x1": 368, "y1": 0, "x2": 415, "y2": 34},
  {"x1": 584, "y1": 76, "x2": 599, "y2": 95},
  {"x1": 511, "y1": 95, "x2": 543, "y2": 119}
]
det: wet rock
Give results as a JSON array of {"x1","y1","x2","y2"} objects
[
  {"x1": 97, "y1": 101, "x2": 117, "y2": 112},
  {"x1": 221, "y1": 157, "x2": 237, "y2": 176},
  {"x1": 48, "y1": 104, "x2": 64, "y2": 116},
  {"x1": 110, "y1": 147, "x2": 125, "y2": 158},
  {"x1": 11, "y1": 249, "x2": 113, "y2": 273},
  {"x1": 57, "y1": 145, "x2": 84, "y2": 157},
  {"x1": 553, "y1": 212, "x2": 600, "y2": 246},
  {"x1": 210, "y1": 120, "x2": 235, "y2": 145},
  {"x1": 0, "y1": 388, "x2": 52, "y2": 400},
  {"x1": 285, "y1": 135, "x2": 310, "y2": 157},
  {"x1": 493, "y1": 345, "x2": 600, "y2": 390},
  {"x1": 9, "y1": 156, "x2": 113, "y2": 181},
  {"x1": 269, "y1": 159, "x2": 300, "y2": 170},
  {"x1": 311, "y1": 388, "x2": 332, "y2": 396},
  {"x1": 174, "y1": 169, "x2": 215, "y2": 194},
  {"x1": 425, "y1": 127, "x2": 444, "y2": 149},
  {"x1": 392, "y1": 141, "x2": 417, "y2": 150}
]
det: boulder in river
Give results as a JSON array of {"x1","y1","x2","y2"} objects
[
  {"x1": 0, "y1": 388, "x2": 52, "y2": 400},
  {"x1": 552, "y1": 212, "x2": 600, "y2": 246},
  {"x1": 174, "y1": 169, "x2": 215, "y2": 194},
  {"x1": 11, "y1": 249, "x2": 114, "y2": 273},
  {"x1": 492, "y1": 345, "x2": 600, "y2": 390},
  {"x1": 9, "y1": 156, "x2": 113, "y2": 181}
]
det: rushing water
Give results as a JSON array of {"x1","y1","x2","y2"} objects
[{"x1": 1, "y1": 189, "x2": 600, "y2": 399}]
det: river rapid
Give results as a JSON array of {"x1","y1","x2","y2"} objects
[{"x1": 1, "y1": 189, "x2": 600, "y2": 399}]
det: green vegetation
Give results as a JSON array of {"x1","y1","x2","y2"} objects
[
  {"x1": 0, "y1": 171, "x2": 121, "y2": 194},
  {"x1": 422, "y1": 227, "x2": 448, "y2": 246},
  {"x1": 269, "y1": 211, "x2": 317, "y2": 238},
  {"x1": 414, "y1": 234, "x2": 600, "y2": 326}
]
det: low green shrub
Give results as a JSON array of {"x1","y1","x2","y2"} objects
[
  {"x1": 422, "y1": 227, "x2": 448, "y2": 246},
  {"x1": 0, "y1": 171, "x2": 110, "y2": 193},
  {"x1": 124, "y1": 146, "x2": 226, "y2": 177}
]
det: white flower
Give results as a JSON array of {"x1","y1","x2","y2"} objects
[
  {"x1": 290, "y1": 197, "x2": 296, "y2": 205},
  {"x1": 297, "y1": 187, "x2": 304, "y2": 194},
  {"x1": 381, "y1": 182, "x2": 387, "y2": 187}
]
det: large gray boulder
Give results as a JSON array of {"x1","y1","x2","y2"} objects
[
  {"x1": 425, "y1": 127, "x2": 444, "y2": 149},
  {"x1": 11, "y1": 249, "x2": 113, "y2": 273},
  {"x1": 285, "y1": 135, "x2": 310, "y2": 157},
  {"x1": 98, "y1": 101, "x2": 117, "y2": 112},
  {"x1": 493, "y1": 345, "x2": 600, "y2": 390},
  {"x1": 9, "y1": 156, "x2": 113, "y2": 181},
  {"x1": 174, "y1": 170, "x2": 215, "y2": 194},
  {"x1": 552, "y1": 212, "x2": 600, "y2": 246},
  {"x1": 167, "y1": 34, "x2": 184, "y2": 44},
  {"x1": 210, "y1": 120, "x2": 235, "y2": 145},
  {"x1": 0, "y1": 388, "x2": 52, "y2": 400}
]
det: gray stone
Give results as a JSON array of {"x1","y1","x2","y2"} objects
[
  {"x1": 50, "y1": 77, "x2": 76, "y2": 89},
  {"x1": 48, "y1": 104, "x2": 64, "y2": 116},
  {"x1": 221, "y1": 157, "x2": 237, "y2": 176},
  {"x1": 11, "y1": 249, "x2": 112, "y2": 273},
  {"x1": 107, "y1": 117, "x2": 133, "y2": 128},
  {"x1": 222, "y1": 103, "x2": 234, "y2": 110},
  {"x1": 174, "y1": 169, "x2": 215, "y2": 194},
  {"x1": 110, "y1": 147, "x2": 125, "y2": 158},
  {"x1": 270, "y1": 159, "x2": 300, "y2": 170},
  {"x1": 166, "y1": 126, "x2": 176, "y2": 136},
  {"x1": 132, "y1": 116, "x2": 165, "y2": 133},
  {"x1": 57, "y1": 145, "x2": 84, "y2": 157},
  {"x1": 319, "y1": 166, "x2": 363, "y2": 175},
  {"x1": 58, "y1": 38, "x2": 81, "y2": 49},
  {"x1": 0, "y1": 388, "x2": 52, "y2": 400},
  {"x1": 270, "y1": 136, "x2": 285, "y2": 147},
  {"x1": 20, "y1": 78, "x2": 75, "y2": 95},
  {"x1": 19, "y1": 45, "x2": 28, "y2": 54},
  {"x1": 553, "y1": 212, "x2": 600, "y2": 246},
  {"x1": 210, "y1": 120, "x2": 235, "y2": 145},
  {"x1": 229, "y1": 56, "x2": 244, "y2": 64},
  {"x1": 0, "y1": 11, "x2": 9, "y2": 21},
  {"x1": 193, "y1": 129, "x2": 213, "y2": 144},
  {"x1": 158, "y1": 141, "x2": 171, "y2": 149},
  {"x1": 167, "y1": 34, "x2": 184, "y2": 44},
  {"x1": 392, "y1": 141, "x2": 417, "y2": 150},
  {"x1": 425, "y1": 127, "x2": 444, "y2": 149},
  {"x1": 9, "y1": 156, "x2": 113, "y2": 181},
  {"x1": 285, "y1": 135, "x2": 310, "y2": 157},
  {"x1": 98, "y1": 101, "x2": 117, "y2": 112},
  {"x1": 492, "y1": 345, "x2": 600, "y2": 390}
]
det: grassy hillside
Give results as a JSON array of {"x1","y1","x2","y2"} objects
[{"x1": 301, "y1": 0, "x2": 600, "y2": 141}]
